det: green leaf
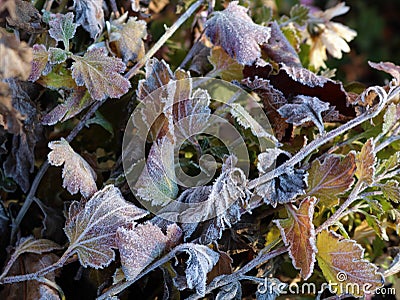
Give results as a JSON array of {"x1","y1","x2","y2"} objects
[
  {"x1": 289, "y1": 4, "x2": 309, "y2": 26},
  {"x1": 71, "y1": 48, "x2": 131, "y2": 100},
  {"x1": 49, "y1": 12, "x2": 78, "y2": 49},
  {"x1": 316, "y1": 230, "x2": 384, "y2": 297},
  {"x1": 48, "y1": 47, "x2": 67, "y2": 64},
  {"x1": 86, "y1": 111, "x2": 114, "y2": 136},
  {"x1": 381, "y1": 180, "x2": 400, "y2": 203},
  {"x1": 208, "y1": 46, "x2": 243, "y2": 81}
]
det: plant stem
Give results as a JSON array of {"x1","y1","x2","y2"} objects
[
  {"x1": 248, "y1": 86, "x2": 393, "y2": 190},
  {"x1": 316, "y1": 180, "x2": 365, "y2": 234},
  {"x1": 125, "y1": 0, "x2": 205, "y2": 80},
  {"x1": 10, "y1": 99, "x2": 106, "y2": 244}
]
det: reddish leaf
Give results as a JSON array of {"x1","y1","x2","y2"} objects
[
  {"x1": 274, "y1": 197, "x2": 317, "y2": 279},
  {"x1": 355, "y1": 138, "x2": 376, "y2": 184},
  {"x1": 204, "y1": 1, "x2": 271, "y2": 65},
  {"x1": 316, "y1": 230, "x2": 384, "y2": 297},
  {"x1": 71, "y1": 48, "x2": 130, "y2": 100},
  {"x1": 64, "y1": 185, "x2": 148, "y2": 268},
  {"x1": 48, "y1": 138, "x2": 97, "y2": 198},
  {"x1": 28, "y1": 44, "x2": 50, "y2": 82},
  {"x1": 307, "y1": 152, "x2": 356, "y2": 207}
]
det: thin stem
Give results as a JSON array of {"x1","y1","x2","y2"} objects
[
  {"x1": 125, "y1": 0, "x2": 205, "y2": 80},
  {"x1": 316, "y1": 180, "x2": 365, "y2": 234},
  {"x1": 37, "y1": 277, "x2": 66, "y2": 300},
  {"x1": 248, "y1": 86, "x2": 393, "y2": 190},
  {"x1": 375, "y1": 135, "x2": 400, "y2": 153},
  {"x1": 10, "y1": 99, "x2": 106, "y2": 244}
]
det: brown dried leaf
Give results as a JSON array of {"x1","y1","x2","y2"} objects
[
  {"x1": 64, "y1": 185, "x2": 148, "y2": 268},
  {"x1": 307, "y1": 153, "x2": 356, "y2": 207},
  {"x1": 208, "y1": 46, "x2": 243, "y2": 81},
  {"x1": 205, "y1": 1, "x2": 271, "y2": 65},
  {"x1": 369, "y1": 61, "x2": 400, "y2": 83},
  {"x1": 71, "y1": 48, "x2": 130, "y2": 100},
  {"x1": 274, "y1": 197, "x2": 317, "y2": 279},
  {"x1": 116, "y1": 222, "x2": 169, "y2": 280},
  {"x1": 14, "y1": 236, "x2": 62, "y2": 255},
  {"x1": 73, "y1": 0, "x2": 104, "y2": 39},
  {"x1": 48, "y1": 138, "x2": 97, "y2": 198},
  {"x1": 5, "y1": 0, "x2": 42, "y2": 33},
  {"x1": 110, "y1": 16, "x2": 147, "y2": 63},
  {"x1": 0, "y1": 253, "x2": 60, "y2": 300},
  {"x1": 355, "y1": 138, "x2": 376, "y2": 184},
  {"x1": 0, "y1": 28, "x2": 32, "y2": 80}
]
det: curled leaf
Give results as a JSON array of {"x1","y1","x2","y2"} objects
[
  {"x1": 277, "y1": 95, "x2": 330, "y2": 134},
  {"x1": 369, "y1": 61, "x2": 400, "y2": 84},
  {"x1": 173, "y1": 244, "x2": 219, "y2": 296},
  {"x1": 274, "y1": 197, "x2": 317, "y2": 279},
  {"x1": 205, "y1": 1, "x2": 270, "y2": 65},
  {"x1": 48, "y1": 138, "x2": 97, "y2": 198},
  {"x1": 316, "y1": 230, "x2": 384, "y2": 297},
  {"x1": 74, "y1": 0, "x2": 104, "y2": 39},
  {"x1": 71, "y1": 48, "x2": 131, "y2": 100},
  {"x1": 64, "y1": 185, "x2": 148, "y2": 268}
]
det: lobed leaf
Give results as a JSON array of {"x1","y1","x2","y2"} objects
[
  {"x1": 48, "y1": 138, "x2": 97, "y2": 198},
  {"x1": 173, "y1": 244, "x2": 220, "y2": 296},
  {"x1": 208, "y1": 46, "x2": 243, "y2": 81},
  {"x1": 204, "y1": 1, "x2": 271, "y2": 65},
  {"x1": 316, "y1": 230, "x2": 384, "y2": 297},
  {"x1": 110, "y1": 16, "x2": 147, "y2": 63},
  {"x1": 277, "y1": 95, "x2": 330, "y2": 134},
  {"x1": 289, "y1": 4, "x2": 309, "y2": 26},
  {"x1": 28, "y1": 44, "x2": 51, "y2": 82},
  {"x1": 116, "y1": 222, "x2": 170, "y2": 280},
  {"x1": 48, "y1": 12, "x2": 78, "y2": 48},
  {"x1": 355, "y1": 138, "x2": 376, "y2": 184},
  {"x1": 274, "y1": 197, "x2": 317, "y2": 279},
  {"x1": 380, "y1": 180, "x2": 400, "y2": 203},
  {"x1": 306, "y1": 152, "x2": 356, "y2": 207},
  {"x1": 71, "y1": 48, "x2": 131, "y2": 100},
  {"x1": 48, "y1": 47, "x2": 67, "y2": 64},
  {"x1": 64, "y1": 185, "x2": 148, "y2": 268}
]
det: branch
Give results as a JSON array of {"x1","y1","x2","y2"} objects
[{"x1": 125, "y1": 0, "x2": 205, "y2": 80}]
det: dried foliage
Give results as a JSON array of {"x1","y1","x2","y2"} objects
[{"x1": 0, "y1": 1, "x2": 400, "y2": 300}]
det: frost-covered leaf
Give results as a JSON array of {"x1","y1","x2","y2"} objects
[
  {"x1": 28, "y1": 44, "x2": 51, "y2": 82},
  {"x1": 71, "y1": 48, "x2": 130, "y2": 100},
  {"x1": 0, "y1": 28, "x2": 32, "y2": 81},
  {"x1": 382, "y1": 103, "x2": 400, "y2": 134},
  {"x1": 42, "y1": 87, "x2": 93, "y2": 125},
  {"x1": 385, "y1": 253, "x2": 400, "y2": 277},
  {"x1": 116, "y1": 222, "x2": 169, "y2": 280},
  {"x1": 262, "y1": 21, "x2": 301, "y2": 67},
  {"x1": 110, "y1": 16, "x2": 147, "y2": 63},
  {"x1": 274, "y1": 197, "x2": 317, "y2": 279},
  {"x1": 14, "y1": 236, "x2": 62, "y2": 255},
  {"x1": 36, "y1": 65, "x2": 76, "y2": 90},
  {"x1": 64, "y1": 185, "x2": 148, "y2": 268},
  {"x1": 230, "y1": 103, "x2": 278, "y2": 144},
  {"x1": 48, "y1": 12, "x2": 78, "y2": 48},
  {"x1": 208, "y1": 46, "x2": 243, "y2": 81},
  {"x1": 289, "y1": 4, "x2": 309, "y2": 26},
  {"x1": 381, "y1": 180, "x2": 400, "y2": 203},
  {"x1": 204, "y1": 1, "x2": 271, "y2": 65},
  {"x1": 256, "y1": 150, "x2": 307, "y2": 207},
  {"x1": 369, "y1": 61, "x2": 400, "y2": 84},
  {"x1": 173, "y1": 244, "x2": 219, "y2": 296},
  {"x1": 355, "y1": 138, "x2": 376, "y2": 184},
  {"x1": 277, "y1": 95, "x2": 330, "y2": 134},
  {"x1": 48, "y1": 47, "x2": 67, "y2": 64},
  {"x1": 216, "y1": 281, "x2": 242, "y2": 300},
  {"x1": 307, "y1": 153, "x2": 356, "y2": 207},
  {"x1": 135, "y1": 136, "x2": 178, "y2": 206},
  {"x1": 73, "y1": 0, "x2": 104, "y2": 39},
  {"x1": 48, "y1": 137, "x2": 97, "y2": 198},
  {"x1": 316, "y1": 230, "x2": 384, "y2": 297}
]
